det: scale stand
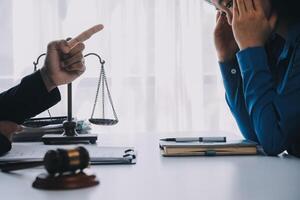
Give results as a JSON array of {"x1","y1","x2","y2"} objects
[
  {"x1": 40, "y1": 52, "x2": 117, "y2": 144},
  {"x1": 42, "y1": 83, "x2": 98, "y2": 144}
]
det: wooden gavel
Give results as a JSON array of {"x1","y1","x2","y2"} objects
[{"x1": 0, "y1": 147, "x2": 90, "y2": 174}]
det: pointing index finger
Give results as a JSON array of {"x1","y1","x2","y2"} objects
[{"x1": 68, "y1": 24, "x2": 104, "y2": 49}]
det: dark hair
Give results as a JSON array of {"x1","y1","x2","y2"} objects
[{"x1": 271, "y1": 0, "x2": 300, "y2": 21}]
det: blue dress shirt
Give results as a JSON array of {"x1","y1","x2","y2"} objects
[{"x1": 219, "y1": 22, "x2": 300, "y2": 156}]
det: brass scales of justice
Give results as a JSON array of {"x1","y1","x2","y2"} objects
[{"x1": 32, "y1": 52, "x2": 119, "y2": 144}]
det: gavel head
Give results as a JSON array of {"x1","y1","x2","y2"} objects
[{"x1": 43, "y1": 146, "x2": 90, "y2": 175}]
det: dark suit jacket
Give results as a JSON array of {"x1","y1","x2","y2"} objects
[{"x1": 0, "y1": 71, "x2": 61, "y2": 155}]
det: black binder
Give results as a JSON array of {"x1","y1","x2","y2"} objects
[{"x1": 0, "y1": 144, "x2": 137, "y2": 165}]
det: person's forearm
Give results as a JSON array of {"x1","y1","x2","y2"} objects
[
  {"x1": 40, "y1": 66, "x2": 57, "y2": 92},
  {"x1": 0, "y1": 71, "x2": 61, "y2": 124},
  {"x1": 236, "y1": 47, "x2": 298, "y2": 155},
  {"x1": 219, "y1": 58, "x2": 258, "y2": 142}
]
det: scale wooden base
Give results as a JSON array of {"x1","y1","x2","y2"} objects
[
  {"x1": 41, "y1": 121, "x2": 98, "y2": 144},
  {"x1": 32, "y1": 172, "x2": 99, "y2": 190},
  {"x1": 42, "y1": 134, "x2": 98, "y2": 144}
]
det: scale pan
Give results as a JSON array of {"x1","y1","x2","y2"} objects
[{"x1": 89, "y1": 118, "x2": 118, "y2": 126}]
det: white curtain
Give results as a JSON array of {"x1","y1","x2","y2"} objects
[{"x1": 0, "y1": 0, "x2": 241, "y2": 138}]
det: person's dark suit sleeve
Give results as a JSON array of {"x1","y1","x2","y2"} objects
[{"x1": 0, "y1": 70, "x2": 61, "y2": 154}]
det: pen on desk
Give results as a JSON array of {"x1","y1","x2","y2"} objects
[
  {"x1": 0, "y1": 161, "x2": 43, "y2": 172},
  {"x1": 160, "y1": 137, "x2": 226, "y2": 143}
]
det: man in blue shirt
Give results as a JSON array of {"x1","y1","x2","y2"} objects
[{"x1": 207, "y1": 0, "x2": 300, "y2": 156}]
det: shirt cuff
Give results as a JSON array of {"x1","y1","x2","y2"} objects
[
  {"x1": 219, "y1": 57, "x2": 242, "y2": 92},
  {"x1": 219, "y1": 57, "x2": 241, "y2": 78},
  {"x1": 236, "y1": 47, "x2": 269, "y2": 76}
]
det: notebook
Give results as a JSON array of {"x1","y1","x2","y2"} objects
[
  {"x1": 159, "y1": 139, "x2": 258, "y2": 156},
  {"x1": 0, "y1": 143, "x2": 136, "y2": 165}
]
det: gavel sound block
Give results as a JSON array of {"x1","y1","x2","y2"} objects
[
  {"x1": 33, "y1": 172, "x2": 99, "y2": 190},
  {"x1": 31, "y1": 147, "x2": 99, "y2": 190}
]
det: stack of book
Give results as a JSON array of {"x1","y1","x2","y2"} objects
[{"x1": 159, "y1": 138, "x2": 258, "y2": 156}]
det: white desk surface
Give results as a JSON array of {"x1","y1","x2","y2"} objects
[{"x1": 1, "y1": 133, "x2": 300, "y2": 200}]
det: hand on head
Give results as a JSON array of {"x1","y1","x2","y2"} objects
[
  {"x1": 212, "y1": 0, "x2": 277, "y2": 60},
  {"x1": 41, "y1": 24, "x2": 104, "y2": 92},
  {"x1": 212, "y1": 0, "x2": 234, "y2": 25},
  {"x1": 214, "y1": 8, "x2": 239, "y2": 62},
  {"x1": 231, "y1": 0, "x2": 277, "y2": 50}
]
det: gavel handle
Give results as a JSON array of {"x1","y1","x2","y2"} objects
[{"x1": 0, "y1": 161, "x2": 44, "y2": 172}]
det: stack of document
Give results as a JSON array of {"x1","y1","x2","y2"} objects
[
  {"x1": 159, "y1": 138, "x2": 258, "y2": 156},
  {"x1": 0, "y1": 143, "x2": 137, "y2": 165}
]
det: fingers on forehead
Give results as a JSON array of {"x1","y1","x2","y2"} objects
[
  {"x1": 244, "y1": 0, "x2": 254, "y2": 9},
  {"x1": 214, "y1": 1, "x2": 232, "y2": 14},
  {"x1": 253, "y1": 0, "x2": 263, "y2": 11}
]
